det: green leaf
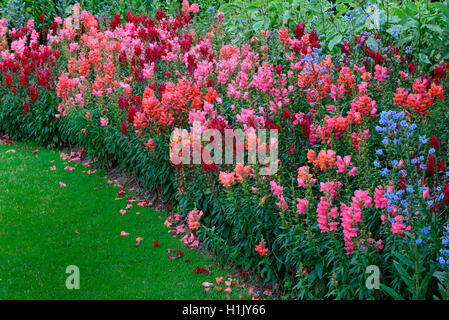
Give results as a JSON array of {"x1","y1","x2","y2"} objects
[
  {"x1": 263, "y1": 17, "x2": 271, "y2": 29},
  {"x1": 419, "y1": 264, "x2": 439, "y2": 298},
  {"x1": 282, "y1": 10, "x2": 290, "y2": 25},
  {"x1": 380, "y1": 284, "x2": 404, "y2": 300},
  {"x1": 327, "y1": 34, "x2": 342, "y2": 51},
  {"x1": 315, "y1": 263, "x2": 323, "y2": 278},
  {"x1": 418, "y1": 53, "x2": 431, "y2": 64},
  {"x1": 252, "y1": 20, "x2": 264, "y2": 31},
  {"x1": 393, "y1": 261, "x2": 415, "y2": 290},
  {"x1": 433, "y1": 270, "x2": 448, "y2": 284},
  {"x1": 425, "y1": 24, "x2": 443, "y2": 33}
]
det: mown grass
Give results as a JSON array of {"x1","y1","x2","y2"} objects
[{"x1": 0, "y1": 141, "x2": 245, "y2": 299}]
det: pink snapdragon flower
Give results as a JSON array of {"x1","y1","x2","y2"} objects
[
  {"x1": 187, "y1": 208, "x2": 203, "y2": 230},
  {"x1": 336, "y1": 155, "x2": 352, "y2": 173},
  {"x1": 296, "y1": 198, "x2": 309, "y2": 215},
  {"x1": 319, "y1": 181, "x2": 341, "y2": 200},
  {"x1": 391, "y1": 215, "x2": 409, "y2": 235},
  {"x1": 100, "y1": 117, "x2": 109, "y2": 126},
  {"x1": 374, "y1": 64, "x2": 389, "y2": 82},
  {"x1": 374, "y1": 186, "x2": 389, "y2": 209},
  {"x1": 270, "y1": 181, "x2": 283, "y2": 197},
  {"x1": 422, "y1": 187, "x2": 430, "y2": 199},
  {"x1": 316, "y1": 197, "x2": 339, "y2": 233},
  {"x1": 190, "y1": 3, "x2": 199, "y2": 13}
]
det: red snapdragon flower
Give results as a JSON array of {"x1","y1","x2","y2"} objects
[{"x1": 23, "y1": 100, "x2": 30, "y2": 115}]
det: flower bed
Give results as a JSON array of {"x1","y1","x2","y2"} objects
[{"x1": 1, "y1": 2, "x2": 449, "y2": 299}]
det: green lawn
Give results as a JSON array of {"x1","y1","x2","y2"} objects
[{"x1": 0, "y1": 141, "x2": 245, "y2": 299}]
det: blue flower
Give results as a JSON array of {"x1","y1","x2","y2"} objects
[
  {"x1": 422, "y1": 226, "x2": 431, "y2": 234},
  {"x1": 429, "y1": 148, "x2": 435, "y2": 154},
  {"x1": 391, "y1": 26, "x2": 400, "y2": 38},
  {"x1": 373, "y1": 161, "x2": 381, "y2": 168},
  {"x1": 382, "y1": 138, "x2": 389, "y2": 145},
  {"x1": 416, "y1": 238, "x2": 422, "y2": 245},
  {"x1": 419, "y1": 136, "x2": 428, "y2": 144},
  {"x1": 376, "y1": 149, "x2": 383, "y2": 155}
]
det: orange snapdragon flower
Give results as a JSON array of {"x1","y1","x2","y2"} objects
[
  {"x1": 429, "y1": 83, "x2": 444, "y2": 99},
  {"x1": 307, "y1": 149, "x2": 337, "y2": 172},
  {"x1": 219, "y1": 172, "x2": 235, "y2": 187},
  {"x1": 146, "y1": 138, "x2": 156, "y2": 151}
]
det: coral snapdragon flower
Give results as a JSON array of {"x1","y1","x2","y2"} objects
[
  {"x1": 219, "y1": 172, "x2": 235, "y2": 187},
  {"x1": 255, "y1": 241, "x2": 268, "y2": 256}
]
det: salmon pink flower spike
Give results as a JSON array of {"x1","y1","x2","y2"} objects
[
  {"x1": 255, "y1": 241, "x2": 269, "y2": 256},
  {"x1": 316, "y1": 196, "x2": 339, "y2": 233},
  {"x1": 270, "y1": 181, "x2": 284, "y2": 197},
  {"x1": 181, "y1": 0, "x2": 190, "y2": 15},
  {"x1": 243, "y1": 165, "x2": 254, "y2": 178},
  {"x1": 296, "y1": 198, "x2": 309, "y2": 215},
  {"x1": 100, "y1": 117, "x2": 108, "y2": 127},
  {"x1": 187, "y1": 208, "x2": 203, "y2": 230},
  {"x1": 297, "y1": 166, "x2": 316, "y2": 188},
  {"x1": 219, "y1": 172, "x2": 235, "y2": 187}
]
